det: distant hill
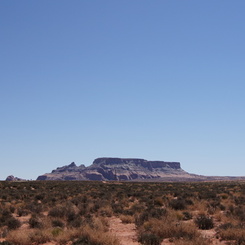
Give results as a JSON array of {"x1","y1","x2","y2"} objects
[
  {"x1": 5, "y1": 175, "x2": 25, "y2": 181},
  {"x1": 37, "y1": 157, "x2": 206, "y2": 181}
]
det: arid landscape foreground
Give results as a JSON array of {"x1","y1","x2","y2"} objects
[{"x1": 1, "y1": 181, "x2": 245, "y2": 245}]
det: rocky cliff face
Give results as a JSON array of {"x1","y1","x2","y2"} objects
[{"x1": 37, "y1": 157, "x2": 192, "y2": 181}]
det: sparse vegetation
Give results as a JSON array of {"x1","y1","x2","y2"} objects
[{"x1": 0, "y1": 180, "x2": 245, "y2": 244}]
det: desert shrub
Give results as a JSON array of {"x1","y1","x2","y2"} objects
[
  {"x1": 185, "y1": 198, "x2": 194, "y2": 206},
  {"x1": 195, "y1": 214, "x2": 214, "y2": 230},
  {"x1": 1, "y1": 195, "x2": 8, "y2": 201},
  {"x1": 234, "y1": 196, "x2": 245, "y2": 205},
  {"x1": 28, "y1": 215, "x2": 43, "y2": 229},
  {"x1": 182, "y1": 211, "x2": 192, "y2": 220},
  {"x1": 121, "y1": 209, "x2": 134, "y2": 216},
  {"x1": 138, "y1": 233, "x2": 161, "y2": 245},
  {"x1": 9, "y1": 206, "x2": 15, "y2": 214},
  {"x1": 1, "y1": 209, "x2": 12, "y2": 218},
  {"x1": 208, "y1": 199, "x2": 221, "y2": 208},
  {"x1": 7, "y1": 217, "x2": 21, "y2": 230},
  {"x1": 66, "y1": 209, "x2": 76, "y2": 222},
  {"x1": 131, "y1": 203, "x2": 145, "y2": 213},
  {"x1": 169, "y1": 198, "x2": 186, "y2": 210},
  {"x1": 26, "y1": 202, "x2": 43, "y2": 214},
  {"x1": 0, "y1": 210, "x2": 12, "y2": 225},
  {"x1": 68, "y1": 216, "x2": 83, "y2": 228},
  {"x1": 48, "y1": 205, "x2": 66, "y2": 218},
  {"x1": 154, "y1": 197, "x2": 163, "y2": 206},
  {"x1": 53, "y1": 228, "x2": 83, "y2": 245},
  {"x1": 119, "y1": 215, "x2": 134, "y2": 224},
  {"x1": 207, "y1": 199, "x2": 224, "y2": 214},
  {"x1": 0, "y1": 242, "x2": 12, "y2": 245},
  {"x1": 234, "y1": 207, "x2": 245, "y2": 221},
  {"x1": 91, "y1": 217, "x2": 108, "y2": 232},
  {"x1": 135, "y1": 212, "x2": 149, "y2": 227},
  {"x1": 52, "y1": 219, "x2": 65, "y2": 228},
  {"x1": 0, "y1": 227, "x2": 8, "y2": 238},
  {"x1": 71, "y1": 197, "x2": 82, "y2": 206},
  {"x1": 99, "y1": 206, "x2": 113, "y2": 217},
  {"x1": 29, "y1": 230, "x2": 52, "y2": 244},
  {"x1": 218, "y1": 222, "x2": 234, "y2": 230},
  {"x1": 78, "y1": 203, "x2": 87, "y2": 216},
  {"x1": 148, "y1": 207, "x2": 167, "y2": 219},
  {"x1": 17, "y1": 208, "x2": 29, "y2": 217},
  {"x1": 135, "y1": 207, "x2": 167, "y2": 227},
  {"x1": 73, "y1": 233, "x2": 99, "y2": 245},
  {"x1": 227, "y1": 205, "x2": 235, "y2": 215},
  {"x1": 89, "y1": 203, "x2": 100, "y2": 213},
  {"x1": 35, "y1": 193, "x2": 45, "y2": 201},
  {"x1": 111, "y1": 203, "x2": 124, "y2": 214}
]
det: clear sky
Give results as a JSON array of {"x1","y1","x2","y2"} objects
[{"x1": 1, "y1": 1, "x2": 245, "y2": 180}]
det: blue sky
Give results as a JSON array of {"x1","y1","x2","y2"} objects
[{"x1": 1, "y1": 0, "x2": 245, "y2": 180}]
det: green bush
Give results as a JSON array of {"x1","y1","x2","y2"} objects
[{"x1": 51, "y1": 227, "x2": 63, "y2": 237}]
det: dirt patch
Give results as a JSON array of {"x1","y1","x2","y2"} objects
[{"x1": 108, "y1": 217, "x2": 139, "y2": 245}]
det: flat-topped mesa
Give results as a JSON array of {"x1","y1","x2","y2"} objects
[
  {"x1": 92, "y1": 157, "x2": 181, "y2": 170},
  {"x1": 37, "y1": 157, "x2": 187, "y2": 181}
]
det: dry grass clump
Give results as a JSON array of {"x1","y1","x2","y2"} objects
[
  {"x1": 137, "y1": 216, "x2": 202, "y2": 244},
  {"x1": 217, "y1": 223, "x2": 245, "y2": 244},
  {"x1": 7, "y1": 229, "x2": 54, "y2": 245},
  {"x1": 119, "y1": 214, "x2": 135, "y2": 223},
  {"x1": 98, "y1": 206, "x2": 113, "y2": 217},
  {"x1": 73, "y1": 225, "x2": 120, "y2": 245},
  {"x1": 5, "y1": 230, "x2": 32, "y2": 245}
]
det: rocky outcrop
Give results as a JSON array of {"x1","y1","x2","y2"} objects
[
  {"x1": 52, "y1": 162, "x2": 85, "y2": 173},
  {"x1": 37, "y1": 157, "x2": 193, "y2": 181},
  {"x1": 37, "y1": 162, "x2": 86, "y2": 181},
  {"x1": 6, "y1": 175, "x2": 24, "y2": 181}
]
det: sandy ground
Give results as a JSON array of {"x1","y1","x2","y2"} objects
[{"x1": 108, "y1": 216, "x2": 140, "y2": 245}]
